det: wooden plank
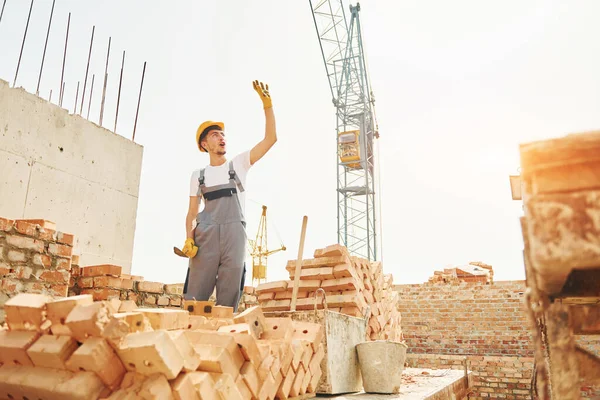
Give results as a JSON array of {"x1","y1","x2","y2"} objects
[{"x1": 291, "y1": 216, "x2": 309, "y2": 312}]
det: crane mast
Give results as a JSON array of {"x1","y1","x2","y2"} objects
[{"x1": 309, "y1": 0, "x2": 379, "y2": 261}]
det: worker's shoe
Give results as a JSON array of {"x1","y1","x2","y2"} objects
[{"x1": 181, "y1": 238, "x2": 198, "y2": 258}]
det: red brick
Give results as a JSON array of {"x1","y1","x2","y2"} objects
[
  {"x1": 244, "y1": 286, "x2": 255, "y2": 295},
  {"x1": 23, "y1": 282, "x2": 45, "y2": 292},
  {"x1": 13, "y1": 266, "x2": 33, "y2": 279},
  {"x1": 0, "y1": 218, "x2": 15, "y2": 232},
  {"x1": 71, "y1": 255, "x2": 80, "y2": 266},
  {"x1": 164, "y1": 284, "x2": 183, "y2": 295},
  {"x1": 1, "y1": 278, "x2": 22, "y2": 293},
  {"x1": 0, "y1": 264, "x2": 10, "y2": 276},
  {"x1": 56, "y1": 232, "x2": 75, "y2": 246},
  {"x1": 137, "y1": 281, "x2": 165, "y2": 294},
  {"x1": 38, "y1": 270, "x2": 70, "y2": 284},
  {"x1": 144, "y1": 295, "x2": 157, "y2": 305},
  {"x1": 56, "y1": 257, "x2": 72, "y2": 271},
  {"x1": 32, "y1": 253, "x2": 52, "y2": 268},
  {"x1": 16, "y1": 219, "x2": 56, "y2": 229},
  {"x1": 14, "y1": 220, "x2": 37, "y2": 237},
  {"x1": 81, "y1": 265, "x2": 122, "y2": 277},
  {"x1": 50, "y1": 285, "x2": 68, "y2": 297},
  {"x1": 127, "y1": 292, "x2": 139, "y2": 303},
  {"x1": 71, "y1": 265, "x2": 81, "y2": 276},
  {"x1": 48, "y1": 243, "x2": 72, "y2": 258},
  {"x1": 7, "y1": 235, "x2": 45, "y2": 252},
  {"x1": 79, "y1": 277, "x2": 94, "y2": 288},
  {"x1": 157, "y1": 296, "x2": 170, "y2": 306},
  {"x1": 37, "y1": 227, "x2": 57, "y2": 241},
  {"x1": 170, "y1": 297, "x2": 182, "y2": 306},
  {"x1": 81, "y1": 288, "x2": 121, "y2": 301}
]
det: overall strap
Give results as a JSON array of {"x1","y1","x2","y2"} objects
[
  {"x1": 228, "y1": 161, "x2": 245, "y2": 193},
  {"x1": 197, "y1": 169, "x2": 206, "y2": 197}
]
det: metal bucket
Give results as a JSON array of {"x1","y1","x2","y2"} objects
[{"x1": 356, "y1": 340, "x2": 408, "y2": 394}]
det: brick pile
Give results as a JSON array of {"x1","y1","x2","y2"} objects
[
  {"x1": 0, "y1": 218, "x2": 75, "y2": 322},
  {"x1": 0, "y1": 293, "x2": 325, "y2": 399},
  {"x1": 427, "y1": 262, "x2": 493, "y2": 284},
  {"x1": 255, "y1": 244, "x2": 402, "y2": 341}
]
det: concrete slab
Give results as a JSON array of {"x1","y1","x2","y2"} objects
[{"x1": 321, "y1": 368, "x2": 472, "y2": 400}]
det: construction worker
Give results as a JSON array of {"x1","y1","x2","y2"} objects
[{"x1": 181, "y1": 80, "x2": 277, "y2": 311}]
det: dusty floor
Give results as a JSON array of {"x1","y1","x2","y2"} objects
[{"x1": 320, "y1": 368, "x2": 469, "y2": 400}]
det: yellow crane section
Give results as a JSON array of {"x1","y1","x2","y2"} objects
[{"x1": 248, "y1": 205, "x2": 286, "y2": 285}]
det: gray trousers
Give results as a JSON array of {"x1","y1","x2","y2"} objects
[{"x1": 183, "y1": 222, "x2": 247, "y2": 310}]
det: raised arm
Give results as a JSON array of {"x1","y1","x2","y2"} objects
[{"x1": 250, "y1": 80, "x2": 277, "y2": 166}]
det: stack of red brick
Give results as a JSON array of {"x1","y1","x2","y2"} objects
[
  {"x1": 0, "y1": 293, "x2": 325, "y2": 399},
  {"x1": 428, "y1": 262, "x2": 494, "y2": 284},
  {"x1": 256, "y1": 244, "x2": 403, "y2": 341}
]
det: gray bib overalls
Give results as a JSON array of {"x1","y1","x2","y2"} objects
[{"x1": 183, "y1": 161, "x2": 247, "y2": 311}]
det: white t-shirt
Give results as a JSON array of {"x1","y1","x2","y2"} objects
[{"x1": 189, "y1": 151, "x2": 252, "y2": 218}]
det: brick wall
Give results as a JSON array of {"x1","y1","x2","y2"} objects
[
  {"x1": 69, "y1": 264, "x2": 183, "y2": 308},
  {"x1": 396, "y1": 280, "x2": 532, "y2": 357},
  {"x1": 395, "y1": 280, "x2": 600, "y2": 399},
  {"x1": 0, "y1": 217, "x2": 74, "y2": 321}
]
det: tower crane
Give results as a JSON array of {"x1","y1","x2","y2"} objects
[
  {"x1": 248, "y1": 205, "x2": 286, "y2": 285},
  {"x1": 309, "y1": 0, "x2": 380, "y2": 261}
]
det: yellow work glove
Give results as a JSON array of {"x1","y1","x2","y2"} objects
[
  {"x1": 253, "y1": 80, "x2": 272, "y2": 109},
  {"x1": 182, "y1": 238, "x2": 198, "y2": 258}
]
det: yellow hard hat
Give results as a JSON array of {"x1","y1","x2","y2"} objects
[{"x1": 196, "y1": 121, "x2": 225, "y2": 152}]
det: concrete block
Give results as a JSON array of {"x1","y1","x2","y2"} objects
[
  {"x1": 66, "y1": 337, "x2": 126, "y2": 390},
  {"x1": 4, "y1": 293, "x2": 51, "y2": 331},
  {"x1": 0, "y1": 330, "x2": 39, "y2": 366},
  {"x1": 26, "y1": 334, "x2": 78, "y2": 369},
  {"x1": 116, "y1": 330, "x2": 184, "y2": 379}
]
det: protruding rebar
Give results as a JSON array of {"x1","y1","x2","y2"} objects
[
  {"x1": 80, "y1": 25, "x2": 95, "y2": 115},
  {"x1": 59, "y1": 12, "x2": 71, "y2": 106},
  {"x1": 13, "y1": 0, "x2": 35, "y2": 88},
  {"x1": 59, "y1": 81, "x2": 65, "y2": 107},
  {"x1": 114, "y1": 50, "x2": 125, "y2": 133},
  {"x1": 74, "y1": 81, "x2": 79, "y2": 114},
  {"x1": 99, "y1": 36, "x2": 111, "y2": 125},
  {"x1": 132, "y1": 61, "x2": 147, "y2": 141},
  {"x1": 87, "y1": 74, "x2": 95, "y2": 119},
  {"x1": 36, "y1": 0, "x2": 55, "y2": 96},
  {"x1": 0, "y1": 0, "x2": 7, "y2": 26}
]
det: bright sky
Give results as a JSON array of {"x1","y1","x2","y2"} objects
[{"x1": 1, "y1": 1, "x2": 600, "y2": 285}]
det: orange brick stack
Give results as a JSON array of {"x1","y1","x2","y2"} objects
[
  {"x1": 0, "y1": 293, "x2": 324, "y2": 399},
  {"x1": 256, "y1": 244, "x2": 402, "y2": 341}
]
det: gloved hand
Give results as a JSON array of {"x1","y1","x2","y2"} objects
[
  {"x1": 181, "y1": 238, "x2": 198, "y2": 258},
  {"x1": 253, "y1": 80, "x2": 272, "y2": 109}
]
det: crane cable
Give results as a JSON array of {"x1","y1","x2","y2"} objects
[{"x1": 247, "y1": 198, "x2": 285, "y2": 248}]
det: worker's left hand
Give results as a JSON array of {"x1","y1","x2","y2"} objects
[{"x1": 253, "y1": 80, "x2": 272, "y2": 109}]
